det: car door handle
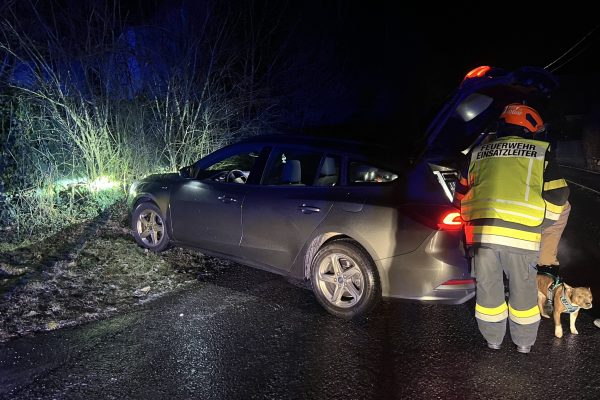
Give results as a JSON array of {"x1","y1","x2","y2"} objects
[
  {"x1": 218, "y1": 195, "x2": 237, "y2": 203},
  {"x1": 298, "y1": 204, "x2": 320, "y2": 214}
]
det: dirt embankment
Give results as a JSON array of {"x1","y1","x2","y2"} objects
[{"x1": 0, "y1": 203, "x2": 230, "y2": 342}]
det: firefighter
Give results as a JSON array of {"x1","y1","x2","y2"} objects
[{"x1": 454, "y1": 103, "x2": 569, "y2": 353}]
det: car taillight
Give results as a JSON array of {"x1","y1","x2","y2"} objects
[
  {"x1": 463, "y1": 65, "x2": 491, "y2": 80},
  {"x1": 436, "y1": 278, "x2": 476, "y2": 290},
  {"x1": 438, "y1": 211, "x2": 463, "y2": 231},
  {"x1": 401, "y1": 205, "x2": 463, "y2": 231}
]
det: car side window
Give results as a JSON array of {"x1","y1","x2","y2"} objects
[
  {"x1": 262, "y1": 149, "x2": 322, "y2": 186},
  {"x1": 315, "y1": 155, "x2": 340, "y2": 186},
  {"x1": 348, "y1": 161, "x2": 398, "y2": 184},
  {"x1": 200, "y1": 149, "x2": 262, "y2": 184}
]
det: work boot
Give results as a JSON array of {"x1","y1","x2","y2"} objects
[{"x1": 516, "y1": 345, "x2": 531, "y2": 354}]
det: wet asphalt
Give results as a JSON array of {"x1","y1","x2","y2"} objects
[{"x1": 1, "y1": 174, "x2": 600, "y2": 400}]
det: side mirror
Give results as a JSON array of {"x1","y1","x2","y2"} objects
[{"x1": 178, "y1": 166, "x2": 191, "y2": 178}]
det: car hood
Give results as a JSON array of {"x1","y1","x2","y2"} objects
[
  {"x1": 140, "y1": 172, "x2": 184, "y2": 184},
  {"x1": 419, "y1": 66, "x2": 558, "y2": 163}
]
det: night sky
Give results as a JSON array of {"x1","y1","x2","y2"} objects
[{"x1": 9, "y1": 1, "x2": 600, "y2": 140}]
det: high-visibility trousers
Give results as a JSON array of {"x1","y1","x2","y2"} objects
[{"x1": 473, "y1": 246, "x2": 541, "y2": 347}]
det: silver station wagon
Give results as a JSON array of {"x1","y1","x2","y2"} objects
[{"x1": 128, "y1": 65, "x2": 558, "y2": 318}]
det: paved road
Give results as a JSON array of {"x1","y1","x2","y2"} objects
[{"x1": 1, "y1": 173, "x2": 600, "y2": 399}]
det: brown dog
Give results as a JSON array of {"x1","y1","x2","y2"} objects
[{"x1": 537, "y1": 274, "x2": 593, "y2": 338}]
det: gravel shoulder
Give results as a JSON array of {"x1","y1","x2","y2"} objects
[{"x1": 0, "y1": 202, "x2": 231, "y2": 342}]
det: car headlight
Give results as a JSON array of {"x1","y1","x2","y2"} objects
[{"x1": 128, "y1": 181, "x2": 140, "y2": 198}]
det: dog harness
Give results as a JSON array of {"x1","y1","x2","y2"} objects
[
  {"x1": 538, "y1": 271, "x2": 562, "y2": 306},
  {"x1": 559, "y1": 284, "x2": 580, "y2": 314}
]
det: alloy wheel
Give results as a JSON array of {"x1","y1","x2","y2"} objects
[{"x1": 315, "y1": 253, "x2": 365, "y2": 308}]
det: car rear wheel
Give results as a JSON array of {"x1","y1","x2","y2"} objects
[
  {"x1": 131, "y1": 202, "x2": 170, "y2": 252},
  {"x1": 310, "y1": 239, "x2": 381, "y2": 319}
]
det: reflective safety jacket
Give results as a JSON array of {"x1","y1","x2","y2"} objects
[{"x1": 454, "y1": 136, "x2": 569, "y2": 252}]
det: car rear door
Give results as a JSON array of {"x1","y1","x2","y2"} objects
[{"x1": 240, "y1": 148, "x2": 341, "y2": 272}]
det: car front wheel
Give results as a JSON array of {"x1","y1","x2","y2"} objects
[
  {"x1": 131, "y1": 202, "x2": 170, "y2": 252},
  {"x1": 310, "y1": 239, "x2": 381, "y2": 319}
]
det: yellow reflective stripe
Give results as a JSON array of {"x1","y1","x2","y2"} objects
[
  {"x1": 492, "y1": 208, "x2": 542, "y2": 221},
  {"x1": 475, "y1": 302, "x2": 508, "y2": 322},
  {"x1": 472, "y1": 234, "x2": 540, "y2": 250},
  {"x1": 509, "y1": 304, "x2": 540, "y2": 324},
  {"x1": 509, "y1": 304, "x2": 540, "y2": 318},
  {"x1": 544, "y1": 179, "x2": 568, "y2": 191},
  {"x1": 468, "y1": 226, "x2": 541, "y2": 242},
  {"x1": 476, "y1": 302, "x2": 508, "y2": 315},
  {"x1": 545, "y1": 201, "x2": 563, "y2": 214},
  {"x1": 461, "y1": 205, "x2": 542, "y2": 221},
  {"x1": 462, "y1": 197, "x2": 545, "y2": 211}
]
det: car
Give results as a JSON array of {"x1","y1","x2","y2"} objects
[{"x1": 128, "y1": 65, "x2": 558, "y2": 319}]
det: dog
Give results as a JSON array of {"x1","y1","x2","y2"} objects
[{"x1": 536, "y1": 274, "x2": 593, "y2": 338}]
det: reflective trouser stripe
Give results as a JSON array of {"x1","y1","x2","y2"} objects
[
  {"x1": 475, "y1": 302, "x2": 508, "y2": 322},
  {"x1": 508, "y1": 304, "x2": 541, "y2": 324}
]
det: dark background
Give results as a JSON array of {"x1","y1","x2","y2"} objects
[{"x1": 5, "y1": 0, "x2": 600, "y2": 143}]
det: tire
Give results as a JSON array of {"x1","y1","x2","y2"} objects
[
  {"x1": 310, "y1": 239, "x2": 381, "y2": 319},
  {"x1": 131, "y1": 202, "x2": 170, "y2": 252}
]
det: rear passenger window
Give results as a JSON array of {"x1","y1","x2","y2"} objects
[
  {"x1": 348, "y1": 161, "x2": 398, "y2": 184},
  {"x1": 315, "y1": 156, "x2": 340, "y2": 186},
  {"x1": 263, "y1": 149, "x2": 322, "y2": 186}
]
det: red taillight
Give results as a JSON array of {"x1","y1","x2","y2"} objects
[
  {"x1": 464, "y1": 65, "x2": 491, "y2": 80},
  {"x1": 437, "y1": 211, "x2": 463, "y2": 230},
  {"x1": 401, "y1": 205, "x2": 464, "y2": 232},
  {"x1": 436, "y1": 278, "x2": 476, "y2": 290},
  {"x1": 441, "y1": 279, "x2": 475, "y2": 286}
]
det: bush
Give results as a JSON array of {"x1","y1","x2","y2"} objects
[{"x1": 0, "y1": 1, "x2": 283, "y2": 245}]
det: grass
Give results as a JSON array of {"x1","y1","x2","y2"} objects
[{"x1": 0, "y1": 1, "x2": 280, "y2": 245}]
